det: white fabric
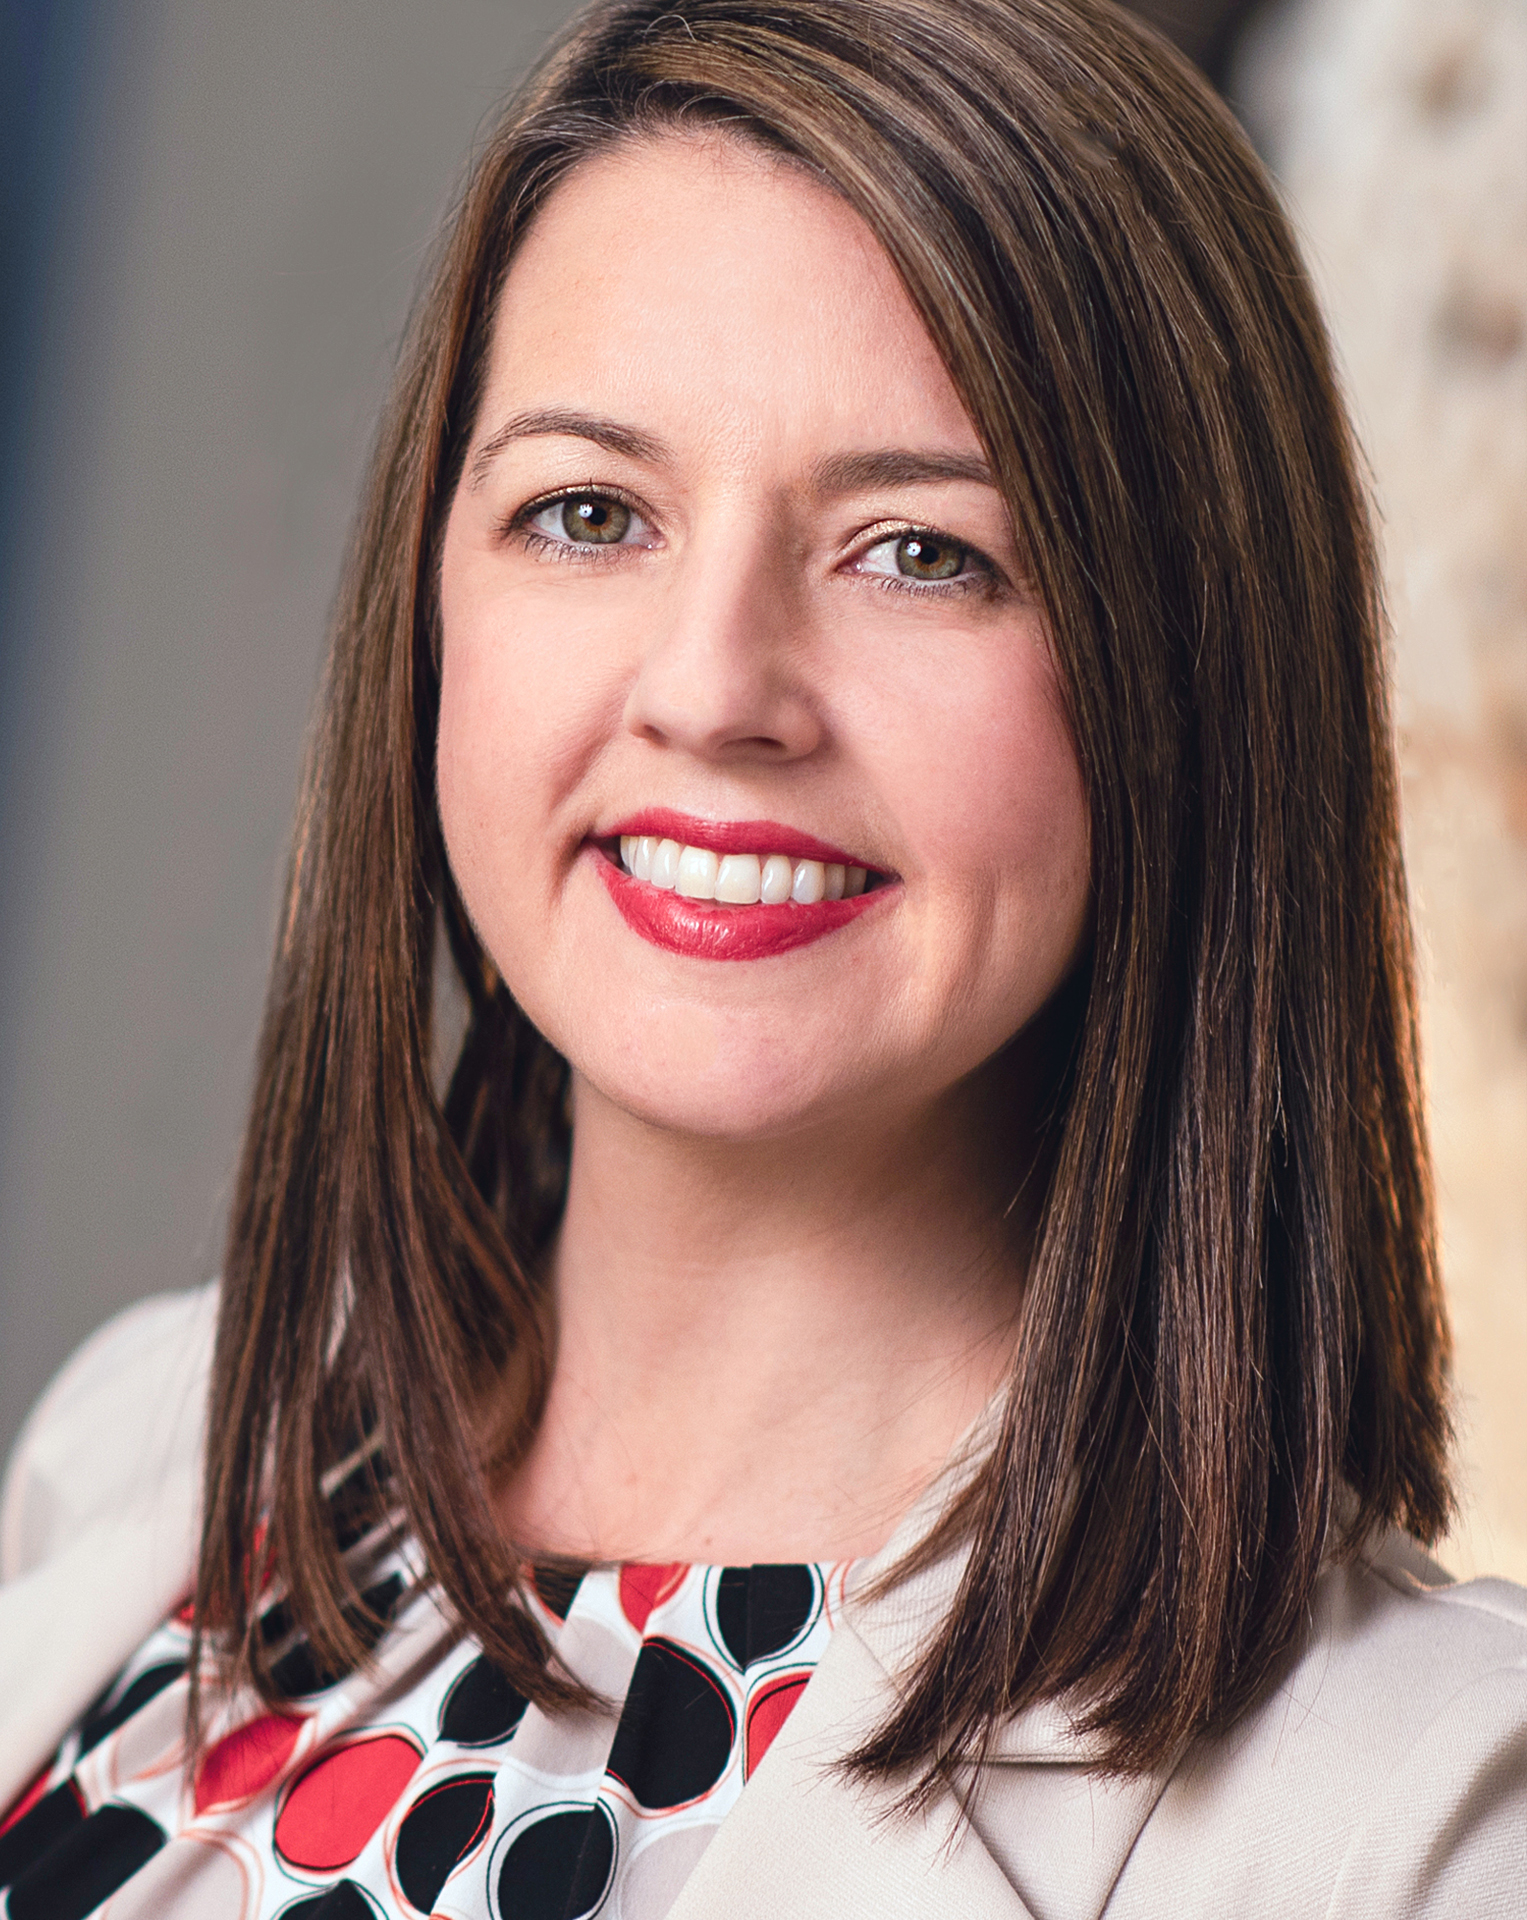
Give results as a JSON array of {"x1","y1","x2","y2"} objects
[{"x1": 3, "y1": 1286, "x2": 1524, "y2": 1916}]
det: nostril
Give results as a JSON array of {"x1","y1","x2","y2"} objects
[{"x1": 621, "y1": 661, "x2": 822, "y2": 765}]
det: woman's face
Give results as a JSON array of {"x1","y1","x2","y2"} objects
[{"x1": 438, "y1": 132, "x2": 1089, "y2": 1142}]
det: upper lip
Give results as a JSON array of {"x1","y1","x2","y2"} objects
[{"x1": 600, "y1": 808, "x2": 885, "y2": 873}]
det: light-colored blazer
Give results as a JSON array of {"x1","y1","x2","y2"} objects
[{"x1": 2, "y1": 1285, "x2": 1523, "y2": 1917}]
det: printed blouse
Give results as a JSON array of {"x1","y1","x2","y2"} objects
[{"x1": 0, "y1": 1533, "x2": 848, "y2": 1920}]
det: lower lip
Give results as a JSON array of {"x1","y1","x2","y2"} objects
[{"x1": 595, "y1": 855, "x2": 887, "y2": 960}]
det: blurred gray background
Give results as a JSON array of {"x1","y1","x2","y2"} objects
[
  {"x1": 0, "y1": 0, "x2": 583, "y2": 1461},
  {"x1": 2, "y1": 0, "x2": 1522, "y2": 1579}
]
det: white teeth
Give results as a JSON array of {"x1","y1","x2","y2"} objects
[
  {"x1": 715, "y1": 853, "x2": 762, "y2": 903},
  {"x1": 760, "y1": 853, "x2": 793, "y2": 904},
  {"x1": 650, "y1": 838, "x2": 682, "y2": 889},
  {"x1": 619, "y1": 836, "x2": 878, "y2": 907},
  {"x1": 676, "y1": 845, "x2": 719, "y2": 899}
]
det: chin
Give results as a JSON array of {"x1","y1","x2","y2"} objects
[{"x1": 571, "y1": 1026, "x2": 875, "y2": 1144}]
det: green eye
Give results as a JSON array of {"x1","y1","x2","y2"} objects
[
  {"x1": 560, "y1": 495, "x2": 631, "y2": 543},
  {"x1": 896, "y1": 532, "x2": 965, "y2": 580}
]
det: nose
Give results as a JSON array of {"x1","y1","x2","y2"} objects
[{"x1": 621, "y1": 515, "x2": 824, "y2": 764}]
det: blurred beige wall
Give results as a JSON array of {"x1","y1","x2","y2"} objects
[{"x1": 1241, "y1": 0, "x2": 1527, "y2": 1580}]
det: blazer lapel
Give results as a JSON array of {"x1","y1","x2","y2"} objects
[
  {"x1": 666, "y1": 1615, "x2": 1038, "y2": 1919},
  {"x1": 962, "y1": 1743, "x2": 1174, "y2": 1920},
  {"x1": 666, "y1": 1420, "x2": 1173, "y2": 1920}
]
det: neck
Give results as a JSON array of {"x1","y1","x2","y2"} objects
[{"x1": 498, "y1": 1059, "x2": 1036, "y2": 1566}]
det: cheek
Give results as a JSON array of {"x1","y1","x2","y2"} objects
[
  {"x1": 872, "y1": 634, "x2": 1089, "y2": 930},
  {"x1": 435, "y1": 536, "x2": 630, "y2": 985}
]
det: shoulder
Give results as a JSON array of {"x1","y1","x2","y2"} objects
[
  {"x1": 0, "y1": 1285, "x2": 216, "y2": 1809},
  {"x1": 1112, "y1": 1532, "x2": 1527, "y2": 1917},
  {"x1": 0, "y1": 1281, "x2": 218, "y2": 1582}
]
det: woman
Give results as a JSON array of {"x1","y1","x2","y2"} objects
[{"x1": 1, "y1": 1, "x2": 1521, "y2": 1914}]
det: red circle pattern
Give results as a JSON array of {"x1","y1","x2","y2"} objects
[
  {"x1": 9, "y1": 1558, "x2": 846, "y2": 1919},
  {"x1": 274, "y1": 1733, "x2": 422, "y2": 1872},
  {"x1": 618, "y1": 1562, "x2": 689, "y2": 1633},
  {"x1": 196, "y1": 1714, "x2": 304, "y2": 1815},
  {"x1": 745, "y1": 1673, "x2": 811, "y2": 1778}
]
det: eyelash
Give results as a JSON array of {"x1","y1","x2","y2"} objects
[
  {"x1": 502, "y1": 490, "x2": 1001, "y2": 597},
  {"x1": 854, "y1": 529, "x2": 998, "y2": 600},
  {"x1": 501, "y1": 486, "x2": 649, "y2": 563}
]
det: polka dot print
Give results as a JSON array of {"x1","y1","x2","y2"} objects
[
  {"x1": 274, "y1": 1734, "x2": 423, "y2": 1873},
  {"x1": 744, "y1": 1672, "x2": 813, "y2": 1778},
  {"x1": 713, "y1": 1564, "x2": 817, "y2": 1669},
  {"x1": 196, "y1": 1715, "x2": 304, "y2": 1815},
  {"x1": 0, "y1": 1552, "x2": 848, "y2": 1919},
  {"x1": 618, "y1": 1563, "x2": 687, "y2": 1633},
  {"x1": 437, "y1": 1657, "x2": 528, "y2": 1747},
  {"x1": 276, "y1": 1885, "x2": 382, "y2": 1919},
  {"x1": 606, "y1": 1639, "x2": 737, "y2": 1811},
  {"x1": 490, "y1": 1800, "x2": 618, "y2": 1920},
  {"x1": 4, "y1": 1801, "x2": 166, "y2": 1920},
  {"x1": 393, "y1": 1773, "x2": 495, "y2": 1912}
]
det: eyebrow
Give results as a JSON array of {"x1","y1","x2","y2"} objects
[
  {"x1": 467, "y1": 409, "x2": 997, "y2": 497},
  {"x1": 467, "y1": 408, "x2": 672, "y2": 489},
  {"x1": 811, "y1": 447, "x2": 997, "y2": 493}
]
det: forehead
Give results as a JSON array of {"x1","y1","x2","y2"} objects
[{"x1": 482, "y1": 130, "x2": 981, "y2": 466}]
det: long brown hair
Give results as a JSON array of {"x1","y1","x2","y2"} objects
[{"x1": 195, "y1": 0, "x2": 1452, "y2": 1783}]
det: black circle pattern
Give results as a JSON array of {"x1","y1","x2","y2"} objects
[
  {"x1": 494, "y1": 1803, "x2": 617, "y2": 1920},
  {"x1": 529, "y1": 1562, "x2": 585, "y2": 1621},
  {"x1": 605, "y1": 1639, "x2": 737, "y2": 1810},
  {"x1": 275, "y1": 1883, "x2": 382, "y2": 1919},
  {"x1": 0, "y1": 1781, "x2": 85, "y2": 1889},
  {"x1": 439, "y1": 1655, "x2": 530, "y2": 1746},
  {"x1": 714, "y1": 1563, "x2": 818, "y2": 1669},
  {"x1": 8, "y1": 1556, "x2": 842, "y2": 1919},
  {"x1": 6, "y1": 1803, "x2": 167, "y2": 1920},
  {"x1": 395, "y1": 1772, "x2": 496, "y2": 1912}
]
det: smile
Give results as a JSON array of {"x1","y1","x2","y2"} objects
[
  {"x1": 620, "y1": 836, "x2": 870, "y2": 904},
  {"x1": 593, "y1": 811, "x2": 894, "y2": 961}
]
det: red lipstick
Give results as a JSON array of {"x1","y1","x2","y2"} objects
[
  {"x1": 590, "y1": 811, "x2": 892, "y2": 962},
  {"x1": 596, "y1": 860, "x2": 882, "y2": 960}
]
